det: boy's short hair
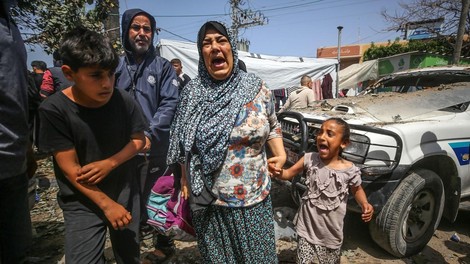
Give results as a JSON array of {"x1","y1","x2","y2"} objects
[
  {"x1": 59, "y1": 26, "x2": 119, "y2": 72},
  {"x1": 31, "y1": 60, "x2": 47, "y2": 71},
  {"x1": 170, "y1": 58, "x2": 182, "y2": 65}
]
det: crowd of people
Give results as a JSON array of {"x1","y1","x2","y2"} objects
[{"x1": 1, "y1": 4, "x2": 373, "y2": 264}]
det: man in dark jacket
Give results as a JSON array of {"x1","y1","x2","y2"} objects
[
  {"x1": 0, "y1": 0, "x2": 33, "y2": 262},
  {"x1": 114, "y1": 8, "x2": 179, "y2": 263}
]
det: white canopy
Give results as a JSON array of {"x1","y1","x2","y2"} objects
[
  {"x1": 157, "y1": 39, "x2": 338, "y2": 90},
  {"x1": 339, "y1": 59, "x2": 378, "y2": 90}
]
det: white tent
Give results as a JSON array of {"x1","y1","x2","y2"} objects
[
  {"x1": 157, "y1": 39, "x2": 338, "y2": 91},
  {"x1": 339, "y1": 59, "x2": 378, "y2": 90}
]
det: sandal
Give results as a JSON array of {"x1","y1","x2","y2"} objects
[{"x1": 143, "y1": 246, "x2": 175, "y2": 264}]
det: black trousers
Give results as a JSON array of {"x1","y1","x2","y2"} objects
[{"x1": 0, "y1": 173, "x2": 32, "y2": 264}]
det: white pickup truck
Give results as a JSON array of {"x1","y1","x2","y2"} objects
[{"x1": 277, "y1": 82, "x2": 470, "y2": 257}]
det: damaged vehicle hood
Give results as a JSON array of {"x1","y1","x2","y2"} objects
[{"x1": 296, "y1": 82, "x2": 470, "y2": 123}]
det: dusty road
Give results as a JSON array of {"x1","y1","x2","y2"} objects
[{"x1": 28, "y1": 158, "x2": 470, "y2": 263}]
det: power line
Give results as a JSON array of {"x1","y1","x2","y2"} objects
[
  {"x1": 157, "y1": 27, "x2": 195, "y2": 43},
  {"x1": 153, "y1": 13, "x2": 228, "y2": 18}
]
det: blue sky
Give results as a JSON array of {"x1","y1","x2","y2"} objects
[{"x1": 26, "y1": 0, "x2": 405, "y2": 68}]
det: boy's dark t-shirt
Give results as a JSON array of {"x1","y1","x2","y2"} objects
[{"x1": 38, "y1": 88, "x2": 148, "y2": 210}]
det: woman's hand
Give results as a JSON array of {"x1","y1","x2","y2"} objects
[
  {"x1": 180, "y1": 163, "x2": 189, "y2": 200},
  {"x1": 268, "y1": 156, "x2": 286, "y2": 173},
  {"x1": 267, "y1": 157, "x2": 283, "y2": 178}
]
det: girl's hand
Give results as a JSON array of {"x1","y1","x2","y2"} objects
[{"x1": 361, "y1": 202, "x2": 374, "y2": 222}]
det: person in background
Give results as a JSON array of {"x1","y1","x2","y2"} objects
[
  {"x1": 38, "y1": 26, "x2": 147, "y2": 264},
  {"x1": 339, "y1": 88, "x2": 349, "y2": 97},
  {"x1": 171, "y1": 58, "x2": 191, "y2": 90},
  {"x1": 40, "y1": 50, "x2": 73, "y2": 99},
  {"x1": 29, "y1": 60, "x2": 46, "y2": 149},
  {"x1": 28, "y1": 61, "x2": 47, "y2": 154},
  {"x1": 0, "y1": 0, "x2": 33, "y2": 262},
  {"x1": 167, "y1": 21, "x2": 286, "y2": 263},
  {"x1": 31, "y1": 60, "x2": 47, "y2": 90},
  {"x1": 114, "y1": 8, "x2": 179, "y2": 263},
  {"x1": 279, "y1": 75, "x2": 316, "y2": 112},
  {"x1": 269, "y1": 118, "x2": 374, "y2": 264}
]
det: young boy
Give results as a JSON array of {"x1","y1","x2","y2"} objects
[{"x1": 38, "y1": 27, "x2": 148, "y2": 264}]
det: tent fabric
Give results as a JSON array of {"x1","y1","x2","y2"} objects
[
  {"x1": 157, "y1": 39, "x2": 338, "y2": 91},
  {"x1": 339, "y1": 59, "x2": 378, "y2": 90}
]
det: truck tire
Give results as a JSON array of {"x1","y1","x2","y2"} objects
[{"x1": 369, "y1": 169, "x2": 444, "y2": 257}]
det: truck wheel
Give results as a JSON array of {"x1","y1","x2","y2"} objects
[{"x1": 369, "y1": 169, "x2": 444, "y2": 257}]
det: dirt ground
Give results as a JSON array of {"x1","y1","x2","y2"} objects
[{"x1": 27, "y1": 158, "x2": 470, "y2": 264}]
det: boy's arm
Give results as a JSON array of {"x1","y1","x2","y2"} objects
[
  {"x1": 54, "y1": 148, "x2": 133, "y2": 230},
  {"x1": 351, "y1": 185, "x2": 374, "y2": 222},
  {"x1": 77, "y1": 132, "x2": 145, "y2": 185}
]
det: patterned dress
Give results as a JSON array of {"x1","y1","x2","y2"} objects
[
  {"x1": 295, "y1": 153, "x2": 362, "y2": 264},
  {"x1": 191, "y1": 84, "x2": 282, "y2": 263}
]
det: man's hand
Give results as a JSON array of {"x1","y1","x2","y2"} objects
[{"x1": 76, "y1": 159, "x2": 113, "y2": 185}]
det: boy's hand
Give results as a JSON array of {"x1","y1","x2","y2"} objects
[
  {"x1": 76, "y1": 160, "x2": 113, "y2": 185},
  {"x1": 140, "y1": 136, "x2": 152, "y2": 153},
  {"x1": 361, "y1": 202, "x2": 374, "y2": 222},
  {"x1": 103, "y1": 201, "x2": 132, "y2": 230}
]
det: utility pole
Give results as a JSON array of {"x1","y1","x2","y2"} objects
[
  {"x1": 336, "y1": 26, "x2": 343, "y2": 98},
  {"x1": 101, "y1": 0, "x2": 120, "y2": 49},
  {"x1": 230, "y1": 0, "x2": 268, "y2": 50}
]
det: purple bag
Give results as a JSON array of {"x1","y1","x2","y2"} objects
[{"x1": 146, "y1": 168, "x2": 196, "y2": 241}]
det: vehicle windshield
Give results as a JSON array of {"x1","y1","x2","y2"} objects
[{"x1": 362, "y1": 67, "x2": 470, "y2": 95}]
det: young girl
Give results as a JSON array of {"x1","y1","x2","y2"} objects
[{"x1": 269, "y1": 117, "x2": 374, "y2": 264}]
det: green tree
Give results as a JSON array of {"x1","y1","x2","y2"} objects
[
  {"x1": 13, "y1": 0, "x2": 119, "y2": 54},
  {"x1": 381, "y1": 0, "x2": 469, "y2": 64}
]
